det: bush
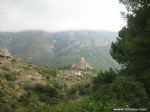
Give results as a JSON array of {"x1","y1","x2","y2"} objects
[
  {"x1": 19, "y1": 92, "x2": 39, "y2": 105},
  {"x1": 112, "y1": 76, "x2": 149, "y2": 107},
  {"x1": 91, "y1": 73, "x2": 150, "y2": 108},
  {"x1": 91, "y1": 84, "x2": 113, "y2": 102},
  {"x1": 16, "y1": 103, "x2": 51, "y2": 112},
  {"x1": 0, "y1": 93, "x2": 19, "y2": 112},
  {"x1": 34, "y1": 84, "x2": 58, "y2": 98},
  {"x1": 21, "y1": 84, "x2": 60, "y2": 105},
  {"x1": 92, "y1": 69, "x2": 117, "y2": 87},
  {"x1": 51, "y1": 97, "x2": 112, "y2": 112},
  {"x1": 67, "y1": 82, "x2": 92, "y2": 96},
  {"x1": 38, "y1": 66, "x2": 57, "y2": 78},
  {"x1": 0, "y1": 71, "x2": 16, "y2": 81},
  {"x1": 67, "y1": 85, "x2": 77, "y2": 96}
]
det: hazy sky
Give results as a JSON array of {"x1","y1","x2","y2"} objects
[{"x1": 0, "y1": 0, "x2": 126, "y2": 32}]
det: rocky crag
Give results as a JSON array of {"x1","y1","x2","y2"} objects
[
  {"x1": 0, "y1": 47, "x2": 13, "y2": 59},
  {"x1": 72, "y1": 57, "x2": 92, "y2": 70}
]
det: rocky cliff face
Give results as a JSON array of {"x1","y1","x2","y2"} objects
[
  {"x1": 0, "y1": 47, "x2": 13, "y2": 59},
  {"x1": 0, "y1": 30, "x2": 119, "y2": 69},
  {"x1": 72, "y1": 57, "x2": 92, "y2": 70}
]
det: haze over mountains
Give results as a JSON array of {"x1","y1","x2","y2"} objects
[{"x1": 0, "y1": 30, "x2": 119, "y2": 70}]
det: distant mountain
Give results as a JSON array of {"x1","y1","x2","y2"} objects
[{"x1": 0, "y1": 30, "x2": 119, "y2": 70}]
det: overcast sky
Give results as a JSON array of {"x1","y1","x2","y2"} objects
[{"x1": 0, "y1": 0, "x2": 126, "y2": 32}]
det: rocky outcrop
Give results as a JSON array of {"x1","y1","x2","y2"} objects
[
  {"x1": 0, "y1": 47, "x2": 13, "y2": 59},
  {"x1": 0, "y1": 31, "x2": 119, "y2": 69},
  {"x1": 72, "y1": 57, "x2": 92, "y2": 70}
]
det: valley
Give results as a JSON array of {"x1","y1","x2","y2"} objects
[{"x1": 0, "y1": 30, "x2": 119, "y2": 70}]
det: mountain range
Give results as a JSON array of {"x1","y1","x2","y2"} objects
[{"x1": 0, "y1": 30, "x2": 119, "y2": 70}]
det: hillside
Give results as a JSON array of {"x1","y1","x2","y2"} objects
[
  {"x1": 0, "y1": 47, "x2": 97, "y2": 111},
  {"x1": 0, "y1": 47, "x2": 93, "y2": 90},
  {"x1": 0, "y1": 30, "x2": 119, "y2": 70},
  {"x1": 0, "y1": 0, "x2": 150, "y2": 111}
]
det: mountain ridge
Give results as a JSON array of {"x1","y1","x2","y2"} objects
[{"x1": 0, "y1": 30, "x2": 119, "y2": 70}]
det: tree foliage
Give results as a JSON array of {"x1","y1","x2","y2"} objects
[{"x1": 111, "y1": 0, "x2": 150, "y2": 76}]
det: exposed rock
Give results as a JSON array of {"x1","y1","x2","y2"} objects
[
  {"x1": 0, "y1": 30, "x2": 118, "y2": 69},
  {"x1": 0, "y1": 47, "x2": 13, "y2": 59},
  {"x1": 72, "y1": 57, "x2": 92, "y2": 70}
]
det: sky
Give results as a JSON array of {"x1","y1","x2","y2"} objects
[{"x1": 0, "y1": 0, "x2": 126, "y2": 32}]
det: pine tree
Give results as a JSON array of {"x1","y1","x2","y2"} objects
[{"x1": 110, "y1": 0, "x2": 150, "y2": 94}]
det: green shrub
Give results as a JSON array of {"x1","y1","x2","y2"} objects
[
  {"x1": 67, "y1": 86, "x2": 77, "y2": 96},
  {"x1": 52, "y1": 97, "x2": 114, "y2": 112},
  {"x1": 16, "y1": 103, "x2": 51, "y2": 112},
  {"x1": 112, "y1": 76, "x2": 149, "y2": 107},
  {"x1": 92, "y1": 73, "x2": 150, "y2": 108},
  {"x1": 67, "y1": 82, "x2": 92, "y2": 96},
  {"x1": 38, "y1": 66, "x2": 57, "y2": 77},
  {"x1": 92, "y1": 69, "x2": 116, "y2": 87},
  {"x1": 0, "y1": 93, "x2": 19, "y2": 112},
  {"x1": 22, "y1": 84, "x2": 60, "y2": 105},
  {"x1": 19, "y1": 92, "x2": 39, "y2": 105},
  {"x1": 0, "y1": 71, "x2": 16, "y2": 81},
  {"x1": 34, "y1": 84, "x2": 58, "y2": 98},
  {"x1": 91, "y1": 84, "x2": 113, "y2": 102}
]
